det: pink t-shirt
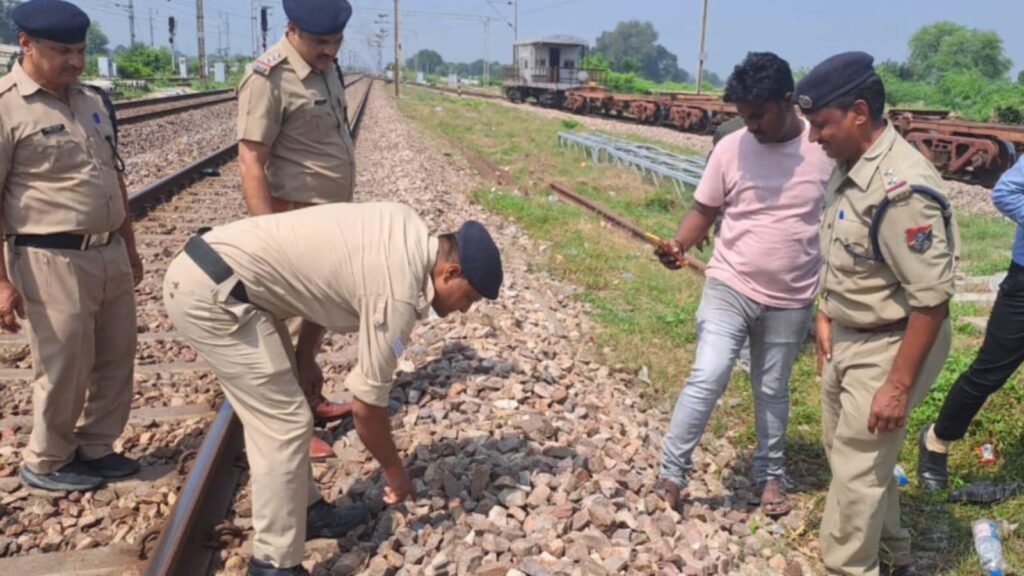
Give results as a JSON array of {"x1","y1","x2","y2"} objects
[{"x1": 695, "y1": 123, "x2": 832, "y2": 308}]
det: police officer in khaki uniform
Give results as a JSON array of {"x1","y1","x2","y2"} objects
[
  {"x1": 798, "y1": 53, "x2": 956, "y2": 576},
  {"x1": 237, "y1": 0, "x2": 356, "y2": 460},
  {"x1": 162, "y1": 202, "x2": 503, "y2": 576},
  {"x1": 0, "y1": 0, "x2": 143, "y2": 492}
]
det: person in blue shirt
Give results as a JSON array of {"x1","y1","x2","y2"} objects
[{"x1": 917, "y1": 155, "x2": 1024, "y2": 490}]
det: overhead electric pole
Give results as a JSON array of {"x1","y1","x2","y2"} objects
[
  {"x1": 696, "y1": 0, "x2": 709, "y2": 94},
  {"x1": 197, "y1": 0, "x2": 207, "y2": 79},
  {"x1": 148, "y1": 8, "x2": 154, "y2": 46},
  {"x1": 251, "y1": 0, "x2": 258, "y2": 56},
  {"x1": 129, "y1": 0, "x2": 136, "y2": 46},
  {"x1": 394, "y1": 0, "x2": 400, "y2": 98}
]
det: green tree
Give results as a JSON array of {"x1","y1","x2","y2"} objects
[
  {"x1": 908, "y1": 21, "x2": 1012, "y2": 81},
  {"x1": 86, "y1": 22, "x2": 109, "y2": 55},
  {"x1": 1018, "y1": 70, "x2": 1024, "y2": 85},
  {"x1": 593, "y1": 20, "x2": 684, "y2": 83},
  {"x1": 405, "y1": 49, "x2": 443, "y2": 74},
  {"x1": 114, "y1": 44, "x2": 173, "y2": 78}
]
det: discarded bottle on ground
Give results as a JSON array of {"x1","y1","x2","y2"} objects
[
  {"x1": 972, "y1": 519, "x2": 1006, "y2": 576},
  {"x1": 893, "y1": 464, "x2": 908, "y2": 487}
]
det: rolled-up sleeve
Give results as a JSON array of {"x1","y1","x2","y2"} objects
[
  {"x1": 991, "y1": 157, "x2": 1024, "y2": 226},
  {"x1": 344, "y1": 296, "x2": 418, "y2": 407},
  {"x1": 877, "y1": 189, "x2": 956, "y2": 308}
]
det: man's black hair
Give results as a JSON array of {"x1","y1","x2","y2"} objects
[
  {"x1": 827, "y1": 74, "x2": 886, "y2": 122},
  {"x1": 723, "y1": 52, "x2": 794, "y2": 105}
]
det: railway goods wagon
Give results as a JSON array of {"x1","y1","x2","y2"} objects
[
  {"x1": 503, "y1": 35, "x2": 606, "y2": 107},
  {"x1": 888, "y1": 110, "x2": 1023, "y2": 187},
  {"x1": 502, "y1": 35, "x2": 1024, "y2": 185}
]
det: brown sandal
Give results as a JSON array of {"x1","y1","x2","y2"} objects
[{"x1": 758, "y1": 478, "x2": 792, "y2": 517}]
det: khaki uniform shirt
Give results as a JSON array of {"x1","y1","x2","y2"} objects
[
  {"x1": 0, "y1": 62, "x2": 124, "y2": 235},
  {"x1": 205, "y1": 202, "x2": 437, "y2": 407},
  {"x1": 237, "y1": 37, "x2": 355, "y2": 205},
  {"x1": 819, "y1": 122, "x2": 958, "y2": 328}
]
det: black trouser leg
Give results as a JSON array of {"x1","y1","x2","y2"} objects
[{"x1": 934, "y1": 262, "x2": 1024, "y2": 441}]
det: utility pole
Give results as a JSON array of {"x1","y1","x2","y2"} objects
[
  {"x1": 128, "y1": 0, "x2": 136, "y2": 46},
  {"x1": 251, "y1": 0, "x2": 258, "y2": 56},
  {"x1": 260, "y1": 7, "x2": 270, "y2": 52},
  {"x1": 224, "y1": 13, "x2": 230, "y2": 58},
  {"x1": 483, "y1": 18, "x2": 490, "y2": 87},
  {"x1": 514, "y1": 0, "x2": 518, "y2": 40},
  {"x1": 696, "y1": 0, "x2": 709, "y2": 94},
  {"x1": 197, "y1": 0, "x2": 207, "y2": 79},
  {"x1": 394, "y1": 0, "x2": 400, "y2": 98},
  {"x1": 148, "y1": 8, "x2": 154, "y2": 46}
]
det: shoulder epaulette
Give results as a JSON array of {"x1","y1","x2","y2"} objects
[{"x1": 251, "y1": 51, "x2": 285, "y2": 76}]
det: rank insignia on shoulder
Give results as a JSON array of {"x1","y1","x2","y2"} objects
[
  {"x1": 41, "y1": 124, "x2": 66, "y2": 136},
  {"x1": 884, "y1": 179, "x2": 912, "y2": 201},
  {"x1": 905, "y1": 224, "x2": 933, "y2": 253},
  {"x1": 252, "y1": 52, "x2": 284, "y2": 76}
]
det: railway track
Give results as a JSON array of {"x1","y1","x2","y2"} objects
[{"x1": 0, "y1": 75, "x2": 371, "y2": 576}]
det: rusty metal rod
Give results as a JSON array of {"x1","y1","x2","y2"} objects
[
  {"x1": 142, "y1": 76, "x2": 374, "y2": 576},
  {"x1": 548, "y1": 182, "x2": 706, "y2": 273}
]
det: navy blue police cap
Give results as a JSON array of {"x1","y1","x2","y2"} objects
[
  {"x1": 795, "y1": 51, "x2": 876, "y2": 113},
  {"x1": 13, "y1": 0, "x2": 90, "y2": 44},
  {"x1": 283, "y1": 0, "x2": 353, "y2": 36},
  {"x1": 455, "y1": 220, "x2": 503, "y2": 300}
]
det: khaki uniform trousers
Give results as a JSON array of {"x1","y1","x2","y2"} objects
[
  {"x1": 820, "y1": 319, "x2": 951, "y2": 576},
  {"x1": 7, "y1": 236, "x2": 136, "y2": 474},
  {"x1": 163, "y1": 254, "x2": 321, "y2": 567}
]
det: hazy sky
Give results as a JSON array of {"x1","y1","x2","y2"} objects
[{"x1": 74, "y1": 0, "x2": 1024, "y2": 78}]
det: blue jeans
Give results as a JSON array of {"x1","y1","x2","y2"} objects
[{"x1": 660, "y1": 278, "x2": 813, "y2": 484}]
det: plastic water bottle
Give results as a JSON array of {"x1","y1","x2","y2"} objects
[
  {"x1": 893, "y1": 464, "x2": 908, "y2": 487},
  {"x1": 972, "y1": 519, "x2": 1007, "y2": 576}
]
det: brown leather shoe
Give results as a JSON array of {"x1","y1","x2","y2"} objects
[
  {"x1": 309, "y1": 435, "x2": 334, "y2": 460},
  {"x1": 654, "y1": 477, "x2": 681, "y2": 510},
  {"x1": 312, "y1": 399, "x2": 353, "y2": 423}
]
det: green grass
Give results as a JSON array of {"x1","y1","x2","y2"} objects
[
  {"x1": 958, "y1": 213, "x2": 1016, "y2": 276},
  {"x1": 397, "y1": 86, "x2": 1024, "y2": 575}
]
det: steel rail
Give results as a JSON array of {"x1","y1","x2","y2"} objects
[
  {"x1": 113, "y1": 88, "x2": 235, "y2": 111},
  {"x1": 119, "y1": 95, "x2": 238, "y2": 126},
  {"x1": 548, "y1": 181, "x2": 706, "y2": 272},
  {"x1": 140, "y1": 75, "x2": 373, "y2": 576}
]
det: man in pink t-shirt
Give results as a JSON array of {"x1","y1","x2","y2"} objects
[{"x1": 654, "y1": 52, "x2": 833, "y2": 517}]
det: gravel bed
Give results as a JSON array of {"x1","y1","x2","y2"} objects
[{"x1": 208, "y1": 83, "x2": 818, "y2": 576}]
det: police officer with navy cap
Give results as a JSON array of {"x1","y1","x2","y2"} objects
[
  {"x1": 236, "y1": 0, "x2": 358, "y2": 460},
  {"x1": 162, "y1": 202, "x2": 502, "y2": 575},
  {"x1": 0, "y1": 0, "x2": 143, "y2": 492},
  {"x1": 799, "y1": 51, "x2": 958, "y2": 576}
]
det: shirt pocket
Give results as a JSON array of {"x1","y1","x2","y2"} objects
[
  {"x1": 24, "y1": 128, "x2": 84, "y2": 173},
  {"x1": 830, "y1": 218, "x2": 879, "y2": 274}
]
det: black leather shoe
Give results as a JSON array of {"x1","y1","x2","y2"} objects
[
  {"x1": 247, "y1": 558, "x2": 310, "y2": 576},
  {"x1": 916, "y1": 424, "x2": 948, "y2": 492},
  {"x1": 20, "y1": 461, "x2": 105, "y2": 492},
  {"x1": 79, "y1": 453, "x2": 141, "y2": 479},
  {"x1": 306, "y1": 499, "x2": 369, "y2": 539}
]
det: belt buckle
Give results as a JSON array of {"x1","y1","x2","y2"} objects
[{"x1": 82, "y1": 232, "x2": 111, "y2": 250}]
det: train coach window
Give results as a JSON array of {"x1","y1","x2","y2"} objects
[{"x1": 540, "y1": 59, "x2": 546, "y2": 67}]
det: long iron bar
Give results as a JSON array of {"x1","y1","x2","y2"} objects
[{"x1": 548, "y1": 182, "x2": 706, "y2": 272}]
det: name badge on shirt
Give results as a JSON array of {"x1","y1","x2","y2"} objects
[{"x1": 41, "y1": 124, "x2": 66, "y2": 136}]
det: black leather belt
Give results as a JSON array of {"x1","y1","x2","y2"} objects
[
  {"x1": 8, "y1": 232, "x2": 114, "y2": 250},
  {"x1": 852, "y1": 318, "x2": 908, "y2": 333},
  {"x1": 183, "y1": 235, "x2": 250, "y2": 304}
]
